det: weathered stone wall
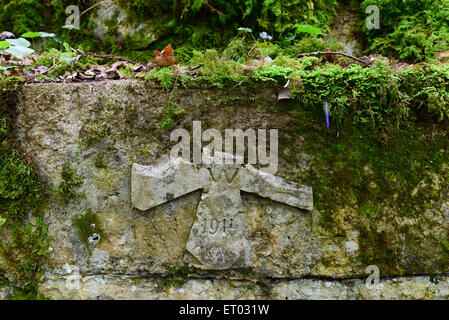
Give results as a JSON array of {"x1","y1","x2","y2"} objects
[{"x1": 11, "y1": 80, "x2": 449, "y2": 299}]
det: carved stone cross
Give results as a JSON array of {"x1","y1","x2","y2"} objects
[{"x1": 131, "y1": 152, "x2": 313, "y2": 270}]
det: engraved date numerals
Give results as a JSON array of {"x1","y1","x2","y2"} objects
[{"x1": 200, "y1": 217, "x2": 235, "y2": 235}]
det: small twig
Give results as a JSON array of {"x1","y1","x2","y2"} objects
[
  {"x1": 72, "y1": 48, "x2": 139, "y2": 65},
  {"x1": 189, "y1": 63, "x2": 203, "y2": 71},
  {"x1": 205, "y1": 0, "x2": 223, "y2": 16},
  {"x1": 79, "y1": 0, "x2": 110, "y2": 17},
  {"x1": 28, "y1": 64, "x2": 56, "y2": 80},
  {"x1": 248, "y1": 44, "x2": 257, "y2": 57},
  {"x1": 168, "y1": 65, "x2": 181, "y2": 103},
  {"x1": 295, "y1": 51, "x2": 371, "y2": 65}
]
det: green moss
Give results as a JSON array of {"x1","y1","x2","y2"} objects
[
  {"x1": 0, "y1": 76, "x2": 25, "y2": 101},
  {"x1": 54, "y1": 162, "x2": 84, "y2": 200},
  {"x1": 80, "y1": 123, "x2": 109, "y2": 147},
  {"x1": 356, "y1": 224, "x2": 400, "y2": 275},
  {"x1": 120, "y1": 0, "x2": 338, "y2": 51},
  {"x1": 157, "y1": 100, "x2": 185, "y2": 131},
  {"x1": 234, "y1": 268, "x2": 254, "y2": 277},
  {"x1": 361, "y1": 0, "x2": 449, "y2": 62},
  {"x1": 35, "y1": 48, "x2": 102, "y2": 77},
  {"x1": 72, "y1": 209, "x2": 105, "y2": 254},
  {"x1": 146, "y1": 67, "x2": 175, "y2": 90},
  {"x1": 0, "y1": 74, "x2": 50, "y2": 299},
  {"x1": 94, "y1": 153, "x2": 107, "y2": 169},
  {"x1": 290, "y1": 62, "x2": 449, "y2": 126},
  {"x1": 278, "y1": 62, "x2": 449, "y2": 274},
  {"x1": 188, "y1": 49, "x2": 249, "y2": 88},
  {"x1": 0, "y1": 216, "x2": 51, "y2": 296},
  {"x1": 160, "y1": 266, "x2": 190, "y2": 288}
]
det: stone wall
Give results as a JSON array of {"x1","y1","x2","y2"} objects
[{"x1": 10, "y1": 80, "x2": 449, "y2": 299}]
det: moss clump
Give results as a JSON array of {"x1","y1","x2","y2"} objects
[
  {"x1": 94, "y1": 153, "x2": 107, "y2": 169},
  {"x1": 234, "y1": 268, "x2": 254, "y2": 278},
  {"x1": 157, "y1": 100, "x2": 185, "y2": 131},
  {"x1": 72, "y1": 209, "x2": 105, "y2": 254},
  {"x1": 80, "y1": 124, "x2": 109, "y2": 147},
  {"x1": 290, "y1": 62, "x2": 449, "y2": 125},
  {"x1": 160, "y1": 266, "x2": 190, "y2": 288},
  {"x1": 55, "y1": 162, "x2": 84, "y2": 200},
  {"x1": 145, "y1": 67, "x2": 175, "y2": 90},
  {"x1": 35, "y1": 48, "x2": 102, "y2": 77},
  {"x1": 0, "y1": 76, "x2": 49, "y2": 298},
  {"x1": 0, "y1": 216, "x2": 51, "y2": 298},
  {"x1": 0, "y1": 147, "x2": 44, "y2": 224},
  {"x1": 0, "y1": 76, "x2": 25, "y2": 101}
]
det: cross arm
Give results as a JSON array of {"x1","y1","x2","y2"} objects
[
  {"x1": 239, "y1": 165, "x2": 313, "y2": 211},
  {"x1": 131, "y1": 158, "x2": 205, "y2": 211}
]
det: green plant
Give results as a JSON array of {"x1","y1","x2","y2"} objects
[
  {"x1": 147, "y1": 67, "x2": 175, "y2": 90},
  {"x1": 161, "y1": 266, "x2": 190, "y2": 288},
  {"x1": 0, "y1": 37, "x2": 34, "y2": 58},
  {"x1": 0, "y1": 216, "x2": 51, "y2": 297},
  {"x1": 0, "y1": 31, "x2": 57, "y2": 59},
  {"x1": 121, "y1": 0, "x2": 337, "y2": 50},
  {"x1": 0, "y1": 139, "x2": 44, "y2": 224},
  {"x1": 80, "y1": 123, "x2": 109, "y2": 147},
  {"x1": 361, "y1": 0, "x2": 449, "y2": 62},
  {"x1": 55, "y1": 162, "x2": 84, "y2": 200},
  {"x1": 189, "y1": 49, "x2": 248, "y2": 87},
  {"x1": 0, "y1": 74, "x2": 49, "y2": 299},
  {"x1": 94, "y1": 153, "x2": 107, "y2": 169},
  {"x1": 72, "y1": 209, "x2": 105, "y2": 254},
  {"x1": 157, "y1": 100, "x2": 185, "y2": 131},
  {"x1": 290, "y1": 62, "x2": 449, "y2": 127}
]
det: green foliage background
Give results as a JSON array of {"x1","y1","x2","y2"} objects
[
  {"x1": 1, "y1": 0, "x2": 448, "y2": 62},
  {"x1": 361, "y1": 0, "x2": 449, "y2": 61}
]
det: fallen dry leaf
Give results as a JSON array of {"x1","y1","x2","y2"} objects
[
  {"x1": 154, "y1": 44, "x2": 178, "y2": 67},
  {"x1": 105, "y1": 66, "x2": 124, "y2": 79}
]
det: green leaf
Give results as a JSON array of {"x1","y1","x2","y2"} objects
[
  {"x1": 38, "y1": 32, "x2": 55, "y2": 38},
  {"x1": 21, "y1": 31, "x2": 42, "y2": 38},
  {"x1": 6, "y1": 38, "x2": 31, "y2": 48},
  {"x1": 0, "y1": 40, "x2": 9, "y2": 49},
  {"x1": 63, "y1": 42, "x2": 71, "y2": 52},
  {"x1": 238, "y1": 27, "x2": 252, "y2": 33},
  {"x1": 5, "y1": 46, "x2": 35, "y2": 58},
  {"x1": 0, "y1": 215, "x2": 6, "y2": 231},
  {"x1": 59, "y1": 55, "x2": 79, "y2": 64},
  {"x1": 296, "y1": 25, "x2": 322, "y2": 35},
  {"x1": 172, "y1": 108, "x2": 185, "y2": 115},
  {"x1": 0, "y1": 66, "x2": 16, "y2": 70}
]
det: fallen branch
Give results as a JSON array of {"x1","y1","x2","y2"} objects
[
  {"x1": 205, "y1": 0, "x2": 223, "y2": 16},
  {"x1": 72, "y1": 48, "x2": 139, "y2": 65},
  {"x1": 79, "y1": 0, "x2": 111, "y2": 17},
  {"x1": 189, "y1": 63, "x2": 203, "y2": 71},
  {"x1": 295, "y1": 51, "x2": 371, "y2": 65}
]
